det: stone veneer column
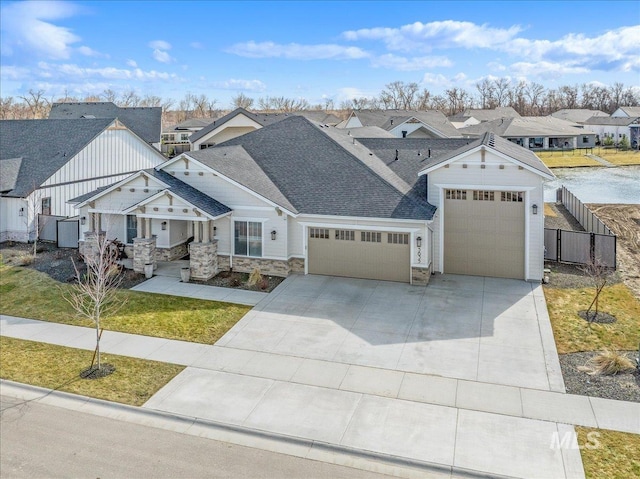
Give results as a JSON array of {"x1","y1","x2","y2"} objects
[
  {"x1": 81, "y1": 231, "x2": 105, "y2": 264},
  {"x1": 189, "y1": 240, "x2": 218, "y2": 280},
  {"x1": 133, "y1": 237, "x2": 156, "y2": 274}
]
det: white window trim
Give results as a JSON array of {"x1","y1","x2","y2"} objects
[{"x1": 233, "y1": 219, "x2": 265, "y2": 258}]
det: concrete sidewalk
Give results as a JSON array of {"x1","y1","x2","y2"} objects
[
  {"x1": 130, "y1": 276, "x2": 268, "y2": 306},
  {"x1": 2, "y1": 314, "x2": 638, "y2": 436}
]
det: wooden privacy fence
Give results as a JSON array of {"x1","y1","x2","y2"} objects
[{"x1": 558, "y1": 186, "x2": 613, "y2": 235}]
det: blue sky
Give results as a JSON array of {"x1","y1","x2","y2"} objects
[{"x1": 1, "y1": 1, "x2": 638, "y2": 108}]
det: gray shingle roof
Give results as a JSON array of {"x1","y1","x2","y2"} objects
[
  {"x1": 49, "y1": 102, "x2": 161, "y2": 144},
  {"x1": 551, "y1": 109, "x2": 609, "y2": 123},
  {"x1": 212, "y1": 116, "x2": 436, "y2": 220},
  {"x1": 0, "y1": 118, "x2": 113, "y2": 197},
  {"x1": 0, "y1": 157, "x2": 23, "y2": 193},
  {"x1": 451, "y1": 107, "x2": 521, "y2": 122},
  {"x1": 418, "y1": 132, "x2": 554, "y2": 178},
  {"x1": 148, "y1": 169, "x2": 231, "y2": 218},
  {"x1": 188, "y1": 108, "x2": 286, "y2": 143},
  {"x1": 458, "y1": 116, "x2": 596, "y2": 138},
  {"x1": 357, "y1": 138, "x2": 473, "y2": 185},
  {"x1": 583, "y1": 116, "x2": 638, "y2": 126},
  {"x1": 348, "y1": 110, "x2": 461, "y2": 138},
  {"x1": 184, "y1": 145, "x2": 298, "y2": 214}
]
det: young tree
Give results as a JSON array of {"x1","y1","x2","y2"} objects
[
  {"x1": 64, "y1": 232, "x2": 126, "y2": 373},
  {"x1": 580, "y1": 256, "x2": 614, "y2": 323}
]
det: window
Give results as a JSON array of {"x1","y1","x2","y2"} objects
[
  {"x1": 41, "y1": 197, "x2": 51, "y2": 215},
  {"x1": 388, "y1": 233, "x2": 409, "y2": 245},
  {"x1": 473, "y1": 190, "x2": 495, "y2": 201},
  {"x1": 445, "y1": 189, "x2": 467, "y2": 200},
  {"x1": 528, "y1": 137, "x2": 544, "y2": 148},
  {"x1": 361, "y1": 231, "x2": 381, "y2": 243},
  {"x1": 310, "y1": 228, "x2": 329, "y2": 239},
  {"x1": 235, "y1": 221, "x2": 262, "y2": 257},
  {"x1": 126, "y1": 215, "x2": 137, "y2": 244},
  {"x1": 335, "y1": 229, "x2": 354, "y2": 241},
  {"x1": 501, "y1": 191, "x2": 524, "y2": 202},
  {"x1": 180, "y1": 133, "x2": 189, "y2": 142},
  {"x1": 582, "y1": 136, "x2": 589, "y2": 144}
]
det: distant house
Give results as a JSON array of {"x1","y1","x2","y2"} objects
[
  {"x1": 611, "y1": 106, "x2": 640, "y2": 118},
  {"x1": 457, "y1": 116, "x2": 597, "y2": 149},
  {"x1": 189, "y1": 108, "x2": 341, "y2": 150},
  {"x1": 550, "y1": 109, "x2": 609, "y2": 124},
  {"x1": 161, "y1": 118, "x2": 216, "y2": 157},
  {"x1": 0, "y1": 119, "x2": 166, "y2": 243},
  {"x1": 49, "y1": 102, "x2": 162, "y2": 150},
  {"x1": 336, "y1": 110, "x2": 461, "y2": 139},
  {"x1": 449, "y1": 107, "x2": 521, "y2": 128},
  {"x1": 74, "y1": 116, "x2": 552, "y2": 284},
  {"x1": 584, "y1": 116, "x2": 640, "y2": 148}
]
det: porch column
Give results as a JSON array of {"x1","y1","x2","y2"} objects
[
  {"x1": 136, "y1": 216, "x2": 143, "y2": 239},
  {"x1": 202, "y1": 220, "x2": 210, "y2": 243},
  {"x1": 194, "y1": 221, "x2": 201, "y2": 242},
  {"x1": 189, "y1": 240, "x2": 218, "y2": 280},
  {"x1": 133, "y1": 235, "x2": 156, "y2": 274},
  {"x1": 145, "y1": 217, "x2": 151, "y2": 239},
  {"x1": 89, "y1": 213, "x2": 96, "y2": 232}
]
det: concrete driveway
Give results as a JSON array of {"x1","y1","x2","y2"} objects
[
  {"x1": 218, "y1": 274, "x2": 560, "y2": 390},
  {"x1": 144, "y1": 274, "x2": 578, "y2": 478}
]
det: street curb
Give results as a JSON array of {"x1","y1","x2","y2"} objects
[{"x1": 0, "y1": 379, "x2": 508, "y2": 479}]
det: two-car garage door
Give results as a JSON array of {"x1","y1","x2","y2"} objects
[
  {"x1": 444, "y1": 189, "x2": 525, "y2": 279},
  {"x1": 308, "y1": 228, "x2": 410, "y2": 282}
]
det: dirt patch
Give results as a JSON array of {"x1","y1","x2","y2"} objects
[
  {"x1": 544, "y1": 262, "x2": 622, "y2": 289},
  {"x1": 544, "y1": 203, "x2": 585, "y2": 231},
  {"x1": 588, "y1": 204, "x2": 640, "y2": 299},
  {"x1": 560, "y1": 351, "x2": 639, "y2": 402}
]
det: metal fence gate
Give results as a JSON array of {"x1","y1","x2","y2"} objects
[
  {"x1": 544, "y1": 228, "x2": 616, "y2": 269},
  {"x1": 38, "y1": 215, "x2": 66, "y2": 242},
  {"x1": 57, "y1": 218, "x2": 80, "y2": 248}
]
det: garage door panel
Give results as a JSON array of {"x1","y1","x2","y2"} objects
[
  {"x1": 444, "y1": 192, "x2": 524, "y2": 279},
  {"x1": 308, "y1": 229, "x2": 410, "y2": 283}
]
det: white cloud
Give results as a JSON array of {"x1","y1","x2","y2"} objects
[
  {"x1": 226, "y1": 41, "x2": 369, "y2": 60},
  {"x1": 509, "y1": 61, "x2": 590, "y2": 80},
  {"x1": 78, "y1": 45, "x2": 104, "y2": 57},
  {"x1": 370, "y1": 54, "x2": 452, "y2": 71},
  {"x1": 36, "y1": 61, "x2": 180, "y2": 81},
  {"x1": 126, "y1": 59, "x2": 138, "y2": 67},
  {"x1": 148, "y1": 40, "x2": 171, "y2": 50},
  {"x1": 343, "y1": 20, "x2": 522, "y2": 52},
  {"x1": 190, "y1": 41, "x2": 204, "y2": 49},
  {"x1": 0, "y1": 65, "x2": 30, "y2": 80},
  {"x1": 212, "y1": 79, "x2": 267, "y2": 91},
  {"x1": 421, "y1": 73, "x2": 453, "y2": 88},
  {"x1": 0, "y1": 0, "x2": 84, "y2": 59},
  {"x1": 152, "y1": 49, "x2": 174, "y2": 63},
  {"x1": 336, "y1": 87, "x2": 376, "y2": 102}
]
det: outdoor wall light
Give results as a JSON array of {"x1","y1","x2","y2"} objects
[
  {"x1": 18, "y1": 207, "x2": 24, "y2": 217},
  {"x1": 80, "y1": 216, "x2": 86, "y2": 225},
  {"x1": 161, "y1": 221, "x2": 167, "y2": 230},
  {"x1": 271, "y1": 230, "x2": 277, "y2": 240},
  {"x1": 532, "y1": 204, "x2": 538, "y2": 215},
  {"x1": 416, "y1": 236, "x2": 422, "y2": 248},
  {"x1": 213, "y1": 226, "x2": 217, "y2": 235}
]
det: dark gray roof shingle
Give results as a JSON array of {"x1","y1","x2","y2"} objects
[
  {"x1": 0, "y1": 118, "x2": 113, "y2": 197},
  {"x1": 49, "y1": 102, "x2": 161, "y2": 144},
  {"x1": 216, "y1": 116, "x2": 435, "y2": 220},
  {"x1": 0, "y1": 157, "x2": 23, "y2": 193}
]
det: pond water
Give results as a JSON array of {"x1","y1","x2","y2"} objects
[{"x1": 543, "y1": 165, "x2": 640, "y2": 203}]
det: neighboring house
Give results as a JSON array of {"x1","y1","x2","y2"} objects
[
  {"x1": 550, "y1": 109, "x2": 609, "y2": 124},
  {"x1": 583, "y1": 116, "x2": 640, "y2": 148},
  {"x1": 0, "y1": 118, "x2": 167, "y2": 243},
  {"x1": 611, "y1": 106, "x2": 640, "y2": 118},
  {"x1": 189, "y1": 108, "x2": 341, "y2": 150},
  {"x1": 161, "y1": 118, "x2": 216, "y2": 157},
  {"x1": 336, "y1": 110, "x2": 462, "y2": 139},
  {"x1": 49, "y1": 102, "x2": 162, "y2": 150},
  {"x1": 74, "y1": 116, "x2": 552, "y2": 284},
  {"x1": 449, "y1": 107, "x2": 521, "y2": 128},
  {"x1": 458, "y1": 116, "x2": 597, "y2": 149}
]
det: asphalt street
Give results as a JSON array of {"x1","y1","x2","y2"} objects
[{"x1": 0, "y1": 395, "x2": 391, "y2": 479}]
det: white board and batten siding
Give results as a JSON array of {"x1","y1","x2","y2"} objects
[
  {"x1": 427, "y1": 148, "x2": 546, "y2": 281},
  {"x1": 192, "y1": 114, "x2": 262, "y2": 150}
]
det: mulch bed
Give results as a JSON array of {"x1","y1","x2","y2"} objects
[
  {"x1": 80, "y1": 363, "x2": 116, "y2": 379},
  {"x1": 193, "y1": 270, "x2": 284, "y2": 293},
  {"x1": 560, "y1": 351, "x2": 639, "y2": 402}
]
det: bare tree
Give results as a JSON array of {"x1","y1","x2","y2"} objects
[
  {"x1": 476, "y1": 78, "x2": 496, "y2": 109},
  {"x1": 64, "y1": 232, "x2": 126, "y2": 373},
  {"x1": 492, "y1": 78, "x2": 511, "y2": 107},
  {"x1": 579, "y1": 257, "x2": 614, "y2": 323},
  {"x1": 100, "y1": 89, "x2": 118, "y2": 103},
  {"x1": 19, "y1": 89, "x2": 51, "y2": 118},
  {"x1": 232, "y1": 92, "x2": 254, "y2": 109}
]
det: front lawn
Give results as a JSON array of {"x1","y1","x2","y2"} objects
[
  {"x1": 544, "y1": 283, "x2": 640, "y2": 354},
  {"x1": 0, "y1": 264, "x2": 251, "y2": 344},
  {"x1": 577, "y1": 427, "x2": 640, "y2": 479},
  {"x1": 596, "y1": 150, "x2": 640, "y2": 166},
  {"x1": 0, "y1": 336, "x2": 184, "y2": 406}
]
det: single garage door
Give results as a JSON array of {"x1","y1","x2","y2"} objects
[
  {"x1": 308, "y1": 228, "x2": 410, "y2": 282},
  {"x1": 444, "y1": 189, "x2": 525, "y2": 279}
]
